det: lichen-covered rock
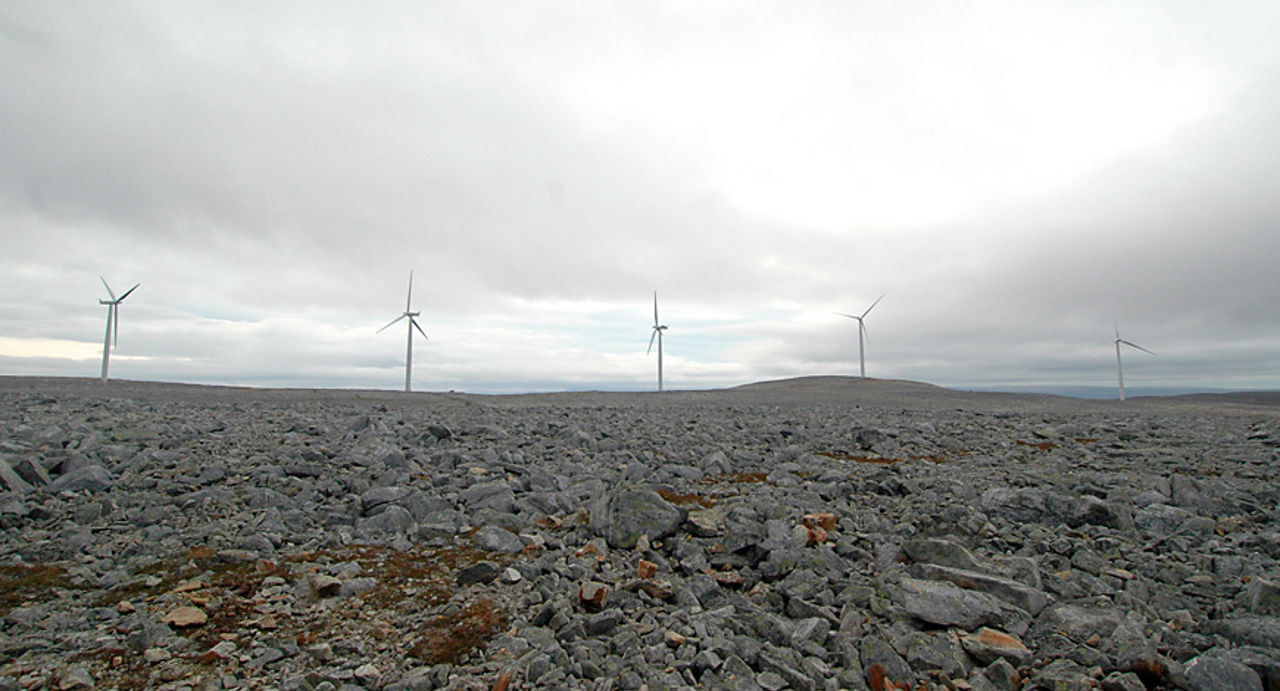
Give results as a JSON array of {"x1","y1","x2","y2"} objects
[{"x1": 588, "y1": 489, "x2": 681, "y2": 549}]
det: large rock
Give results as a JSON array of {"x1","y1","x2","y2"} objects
[
  {"x1": 980, "y1": 487, "x2": 1050, "y2": 524},
  {"x1": 589, "y1": 489, "x2": 682, "y2": 550},
  {"x1": 896, "y1": 577, "x2": 1010, "y2": 630},
  {"x1": 45, "y1": 465, "x2": 112, "y2": 494},
  {"x1": 1208, "y1": 617, "x2": 1280, "y2": 649},
  {"x1": 1034, "y1": 603, "x2": 1123, "y2": 642},
  {"x1": 0, "y1": 460, "x2": 32, "y2": 493},
  {"x1": 908, "y1": 563, "x2": 1048, "y2": 615},
  {"x1": 1185, "y1": 656, "x2": 1263, "y2": 691}
]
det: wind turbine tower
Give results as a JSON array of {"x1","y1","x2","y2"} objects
[
  {"x1": 1113, "y1": 322, "x2": 1154, "y2": 401},
  {"x1": 98, "y1": 276, "x2": 139, "y2": 383},
  {"x1": 837, "y1": 294, "x2": 884, "y2": 378},
  {"x1": 647, "y1": 291, "x2": 668, "y2": 392},
  {"x1": 378, "y1": 270, "x2": 429, "y2": 393}
]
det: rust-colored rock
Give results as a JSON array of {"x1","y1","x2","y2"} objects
[
  {"x1": 805, "y1": 525, "x2": 829, "y2": 545},
  {"x1": 491, "y1": 668, "x2": 513, "y2": 691},
  {"x1": 713, "y1": 570, "x2": 746, "y2": 589},
  {"x1": 161, "y1": 606, "x2": 207, "y2": 628},
  {"x1": 637, "y1": 560, "x2": 658, "y2": 579},
  {"x1": 664, "y1": 630, "x2": 686, "y2": 647},
  {"x1": 803, "y1": 512, "x2": 837, "y2": 531},
  {"x1": 641, "y1": 579, "x2": 675, "y2": 600},
  {"x1": 961, "y1": 627, "x2": 1032, "y2": 666},
  {"x1": 578, "y1": 581, "x2": 610, "y2": 612}
]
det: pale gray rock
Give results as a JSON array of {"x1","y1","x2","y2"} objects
[
  {"x1": 11, "y1": 458, "x2": 49, "y2": 487},
  {"x1": 896, "y1": 577, "x2": 1011, "y2": 630},
  {"x1": 1185, "y1": 655, "x2": 1263, "y2": 691},
  {"x1": 0, "y1": 461, "x2": 32, "y2": 493},
  {"x1": 908, "y1": 563, "x2": 1049, "y2": 615},
  {"x1": 45, "y1": 465, "x2": 112, "y2": 494},
  {"x1": 589, "y1": 489, "x2": 682, "y2": 550},
  {"x1": 472, "y1": 525, "x2": 524, "y2": 553}
]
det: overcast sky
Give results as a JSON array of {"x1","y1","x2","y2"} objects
[{"x1": 3, "y1": 2, "x2": 1278, "y2": 395}]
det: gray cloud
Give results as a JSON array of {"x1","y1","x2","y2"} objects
[{"x1": 2, "y1": 2, "x2": 1278, "y2": 394}]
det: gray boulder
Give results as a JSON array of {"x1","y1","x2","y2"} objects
[
  {"x1": 897, "y1": 577, "x2": 1010, "y2": 630},
  {"x1": 45, "y1": 465, "x2": 112, "y2": 494},
  {"x1": 1185, "y1": 656, "x2": 1263, "y2": 691},
  {"x1": 0, "y1": 461, "x2": 32, "y2": 493},
  {"x1": 589, "y1": 489, "x2": 681, "y2": 550}
]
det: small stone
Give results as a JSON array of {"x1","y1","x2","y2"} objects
[
  {"x1": 803, "y1": 512, "x2": 837, "y2": 531},
  {"x1": 310, "y1": 573, "x2": 342, "y2": 597},
  {"x1": 143, "y1": 648, "x2": 172, "y2": 663},
  {"x1": 199, "y1": 640, "x2": 237, "y2": 664},
  {"x1": 961, "y1": 627, "x2": 1032, "y2": 666},
  {"x1": 160, "y1": 606, "x2": 207, "y2": 628},
  {"x1": 637, "y1": 560, "x2": 658, "y2": 579},
  {"x1": 354, "y1": 663, "x2": 382, "y2": 687},
  {"x1": 57, "y1": 665, "x2": 93, "y2": 690},
  {"x1": 456, "y1": 560, "x2": 501, "y2": 586},
  {"x1": 502, "y1": 567, "x2": 522, "y2": 584},
  {"x1": 664, "y1": 630, "x2": 687, "y2": 647},
  {"x1": 116, "y1": 600, "x2": 134, "y2": 614},
  {"x1": 579, "y1": 581, "x2": 610, "y2": 612}
]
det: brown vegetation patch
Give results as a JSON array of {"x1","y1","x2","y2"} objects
[
  {"x1": 706, "y1": 471, "x2": 771, "y2": 484},
  {"x1": 1075, "y1": 437, "x2": 1099, "y2": 444},
  {"x1": 0, "y1": 563, "x2": 83, "y2": 617},
  {"x1": 1016, "y1": 440, "x2": 1056, "y2": 451},
  {"x1": 73, "y1": 647, "x2": 151, "y2": 689},
  {"x1": 409, "y1": 597, "x2": 508, "y2": 665},
  {"x1": 656, "y1": 488, "x2": 716, "y2": 508}
]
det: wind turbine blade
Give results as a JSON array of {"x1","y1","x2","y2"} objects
[
  {"x1": 647, "y1": 329, "x2": 657, "y2": 355},
  {"x1": 118, "y1": 283, "x2": 140, "y2": 301},
  {"x1": 834, "y1": 312, "x2": 858, "y2": 320},
  {"x1": 410, "y1": 317, "x2": 428, "y2": 340},
  {"x1": 862, "y1": 293, "x2": 885, "y2": 319},
  {"x1": 653, "y1": 291, "x2": 659, "y2": 327},
  {"x1": 100, "y1": 276, "x2": 117, "y2": 300},
  {"x1": 377, "y1": 314, "x2": 406, "y2": 333},
  {"x1": 1121, "y1": 340, "x2": 1154, "y2": 355},
  {"x1": 406, "y1": 270, "x2": 414, "y2": 312}
]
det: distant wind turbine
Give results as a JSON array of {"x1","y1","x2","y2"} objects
[
  {"x1": 98, "y1": 276, "x2": 139, "y2": 383},
  {"x1": 377, "y1": 270, "x2": 429, "y2": 393},
  {"x1": 647, "y1": 291, "x2": 668, "y2": 392},
  {"x1": 837, "y1": 294, "x2": 884, "y2": 378},
  {"x1": 1113, "y1": 321, "x2": 1154, "y2": 401}
]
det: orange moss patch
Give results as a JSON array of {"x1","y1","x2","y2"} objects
[
  {"x1": 656, "y1": 488, "x2": 716, "y2": 508},
  {"x1": 0, "y1": 563, "x2": 83, "y2": 617},
  {"x1": 709, "y1": 472, "x2": 772, "y2": 484},
  {"x1": 409, "y1": 597, "x2": 508, "y2": 665}
]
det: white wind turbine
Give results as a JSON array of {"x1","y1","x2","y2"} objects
[
  {"x1": 837, "y1": 294, "x2": 884, "y2": 378},
  {"x1": 1113, "y1": 321, "x2": 1154, "y2": 401},
  {"x1": 647, "y1": 291, "x2": 668, "y2": 392},
  {"x1": 98, "y1": 276, "x2": 139, "y2": 383},
  {"x1": 377, "y1": 270, "x2": 429, "y2": 393}
]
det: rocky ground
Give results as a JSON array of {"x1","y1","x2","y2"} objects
[{"x1": 0, "y1": 375, "x2": 1278, "y2": 691}]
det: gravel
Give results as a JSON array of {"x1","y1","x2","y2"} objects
[{"x1": 0, "y1": 375, "x2": 1277, "y2": 690}]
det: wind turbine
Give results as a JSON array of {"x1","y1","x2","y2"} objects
[
  {"x1": 98, "y1": 276, "x2": 139, "y2": 383},
  {"x1": 837, "y1": 294, "x2": 884, "y2": 378},
  {"x1": 1113, "y1": 321, "x2": 1154, "y2": 401},
  {"x1": 377, "y1": 270, "x2": 429, "y2": 393},
  {"x1": 647, "y1": 291, "x2": 668, "y2": 392}
]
